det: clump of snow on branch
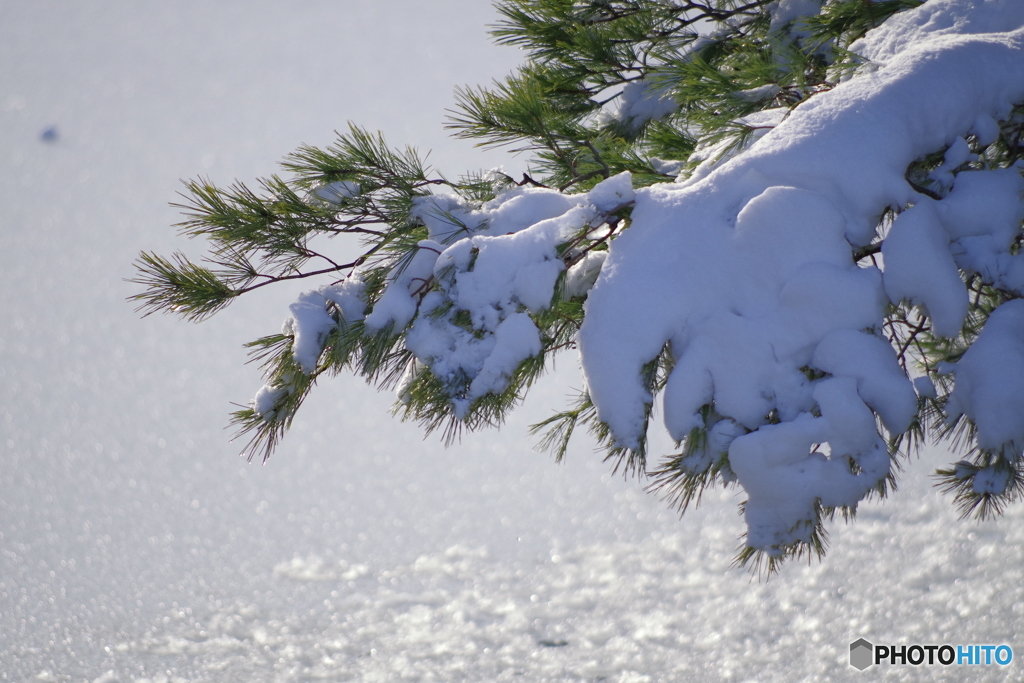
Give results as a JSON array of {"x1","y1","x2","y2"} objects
[
  {"x1": 596, "y1": 80, "x2": 677, "y2": 131},
  {"x1": 404, "y1": 173, "x2": 634, "y2": 416},
  {"x1": 251, "y1": 278, "x2": 366, "y2": 421},
  {"x1": 310, "y1": 180, "x2": 361, "y2": 206},
  {"x1": 769, "y1": 0, "x2": 824, "y2": 33},
  {"x1": 946, "y1": 300, "x2": 1024, "y2": 455},
  {"x1": 579, "y1": 0, "x2": 1024, "y2": 554},
  {"x1": 254, "y1": 173, "x2": 634, "y2": 418}
]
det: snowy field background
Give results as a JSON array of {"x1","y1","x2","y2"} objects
[{"x1": 0, "y1": 2, "x2": 1021, "y2": 681}]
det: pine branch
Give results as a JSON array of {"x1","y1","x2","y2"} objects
[
  {"x1": 132, "y1": 0, "x2": 1023, "y2": 576},
  {"x1": 129, "y1": 252, "x2": 236, "y2": 322}
]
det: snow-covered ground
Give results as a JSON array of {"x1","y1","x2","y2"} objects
[{"x1": 1, "y1": 2, "x2": 1021, "y2": 681}]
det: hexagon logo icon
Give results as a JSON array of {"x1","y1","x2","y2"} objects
[{"x1": 850, "y1": 638, "x2": 874, "y2": 670}]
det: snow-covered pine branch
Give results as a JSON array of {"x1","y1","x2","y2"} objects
[{"x1": 133, "y1": 0, "x2": 1024, "y2": 573}]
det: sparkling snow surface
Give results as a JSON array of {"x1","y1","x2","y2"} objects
[{"x1": 1, "y1": 3, "x2": 1022, "y2": 682}]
